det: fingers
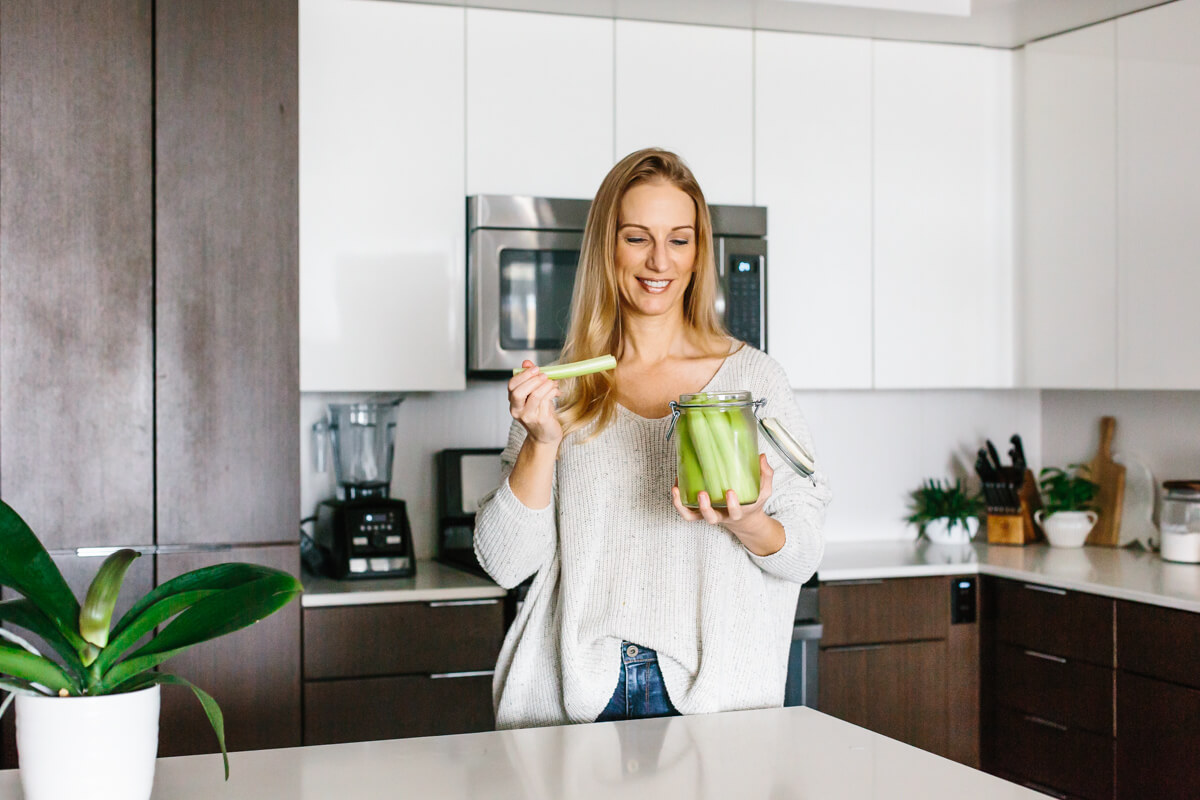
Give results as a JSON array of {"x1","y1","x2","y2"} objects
[
  {"x1": 526, "y1": 378, "x2": 560, "y2": 419},
  {"x1": 696, "y1": 491, "x2": 724, "y2": 526},
  {"x1": 672, "y1": 485, "x2": 702, "y2": 521},
  {"x1": 755, "y1": 454, "x2": 774, "y2": 505},
  {"x1": 509, "y1": 362, "x2": 557, "y2": 419},
  {"x1": 724, "y1": 489, "x2": 744, "y2": 521}
]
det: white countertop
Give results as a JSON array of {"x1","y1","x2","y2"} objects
[
  {"x1": 0, "y1": 706, "x2": 1040, "y2": 799},
  {"x1": 301, "y1": 559, "x2": 507, "y2": 607},
  {"x1": 820, "y1": 539, "x2": 1200, "y2": 613}
]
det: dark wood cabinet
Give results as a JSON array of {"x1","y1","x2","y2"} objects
[
  {"x1": 992, "y1": 579, "x2": 1114, "y2": 666},
  {"x1": 0, "y1": 0, "x2": 154, "y2": 550},
  {"x1": 153, "y1": 0, "x2": 298, "y2": 547},
  {"x1": 156, "y1": 546, "x2": 302, "y2": 757},
  {"x1": 302, "y1": 598, "x2": 504, "y2": 745},
  {"x1": 1116, "y1": 671, "x2": 1200, "y2": 800}
]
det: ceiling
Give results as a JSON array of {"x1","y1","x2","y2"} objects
[{"x1": 414, "y1": 0, "x2": 1178, "y2": 47}]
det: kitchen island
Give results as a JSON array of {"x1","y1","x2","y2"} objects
[{"x1": 2, "y1": 706, "x2": 1038, "y2": 799}]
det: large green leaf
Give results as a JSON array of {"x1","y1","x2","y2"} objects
[
  {"x1": 91, "y1": 589, "x2": 216, "y2": 675},
  {"x1": 0, "y1": 598, "x2": 87, "y2": 681},
  {"x1": 79, "y1": 549, "x2": 140, "y2": 648},
  {"x1": 111, "y1": 672, "x2": 229, "y2": 779},
  {"x1": 0, "y1": 642, "x2": 78, "y2": 694},
  {"x1": 110, "y1": 563, "x2": 280, "y2": 639},
  {"x1": 0, "y1": 677, "x2": 52, "y2": 697},
  {"x1": 96, "y1": 571, "x2": 300, "y2": 691},
  {"x1": 0, "y1": 501, "x2": 80, "y2": 640}
]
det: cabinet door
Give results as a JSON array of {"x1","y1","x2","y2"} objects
[
  {"x1": 156, "y1": 547, "x2": 301, "y2": 757},
  {"x1": 872, "y1": 41, "x2": 1014, "y2": 389},
  {"x1": 1021, "y1": 23, "x2": 1117, "y2": 389},
  {"x1": 755, "y1": 32, "x2": 872, "y2": 388},
  {"x1": 0, "y1": 0, "x2": 153, "y2": 550},
  {"x1": 1117, "y1": 671, "x2": 1200, "y2": 800},
  {"x1": 299, "y1": 0, "x2": 466, "y2": 391},
  {"x1": 820, "y1": 640, "x2": 948, "y2": 757},
  {"x1": 156, "y1": 0, "x2": 298, "y2": 546},
  {"x1": 615, "y1": 20, "x2": 753, "y2": 205},
  {"x1": 467, "y1": 9, "x2": 613, "y2": 199},
  {"x1": 1116, "y1": 0, "x2": 1200, "y2": 389}
]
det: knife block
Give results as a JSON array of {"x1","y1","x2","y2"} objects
[{"x1": 986, "y1": 469, "x2": 1042, "y2": 546}]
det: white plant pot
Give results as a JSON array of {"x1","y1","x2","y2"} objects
[
  {"x1": 923, "y1": 516, "x2": 979, "y2": 546},
  {"x1": 1035, "y1": 510, "x2": 1098, "y2": 548},
  {"x1": 16, "y1": 685, "x2": 160, "y2": 800}
]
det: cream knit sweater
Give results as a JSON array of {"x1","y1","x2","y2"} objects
[{"x1": 475, "y1": 345, "x2": 832, "y2": 730}]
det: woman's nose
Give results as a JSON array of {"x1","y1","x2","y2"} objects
[{"x1": 646, "y1": 241, "x2": 670, "y2": 272}]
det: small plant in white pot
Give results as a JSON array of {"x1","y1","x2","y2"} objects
[
  {"x1": 1036, "y1": 465, "x2": 1100, "y2": 548},
  {"x1": 0, "y1": 499, "x2": 302, "y2": 799},
  {"x1": 906, "y1": 479, "x2": 984, "y2": 545}
]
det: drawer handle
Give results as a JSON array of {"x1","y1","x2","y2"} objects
[
  {"x1": 1023, "y1": 714, "x2": 1069, "y2": 732},
  {"x1": 825, "y1": 644, "x2": 885, "y2": 653},
  {"x1": 1020, "y1": 779, "x2": 1068, "y2": 799},
  {"x1": 1023, "y1": 649, "x2": 1067, "y2": 664},
  {"x1": 430, "y1": 670, "x2": 495, "y2": 680},
  {"x1": 825, "y1": 579, "x2": 884, "y2": 587},
  {"x1": 428, "y1": 599, "x2": 501, "y2": 608},
  {"x1": 1022, "y1": 583, "x2": 1067, "y2": 596}
]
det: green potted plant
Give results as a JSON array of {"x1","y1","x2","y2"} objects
[
  {"x1": 1036, "y1": 465, "x2": 1100, "y2": 548},
  {"x1": 0, "y1": 500, "x2": 302, "y2": 799},
  {"x1": 905, "y1": 479, "x2": 985, "y2": 545}
]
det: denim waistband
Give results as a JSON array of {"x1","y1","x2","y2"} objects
[{"x1": 619, "y1": 640, "x2": 659, "y2": 666}]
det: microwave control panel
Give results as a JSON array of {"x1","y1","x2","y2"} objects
[{"x1": 725, "y1": 254, "x2": 762, "y2": 348}]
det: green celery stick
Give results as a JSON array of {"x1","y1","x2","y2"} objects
[
  {"x1": 704, "y1": 408, "x2": 757, "y2": 504},
  {"x1": 686, "y1": 409, "x2": 728, "y2": 502},
  {"x1": 512, "y1": 354, "x2": 616, "y2": 379},
  {"x1": 725, "y1": 406, "x2": 762, "y2": 503},
  {"x1": 675, "y1": 415, "x2": 705, "y2": 507}
]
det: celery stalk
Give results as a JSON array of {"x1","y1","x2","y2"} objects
[
  {"x1": 675, "y1": 416, "x2": 705, "y2": 507},
  {"x1": 704, "y1": 408, "x2": 758, "y2": 504},
  {"x1": 725, "y1": 406, "x2": 761, "y2": 503},
  {"x1": 512, "y1": 354, "x2": 616, "y2": 379},
  {"x1": 685, "y1": 409, "x2": 728, "y2": 502}
]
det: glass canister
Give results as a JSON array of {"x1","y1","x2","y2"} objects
[
  {"x1": 668, "y1": 392, "x2": 763, "y2": 508},
  {"x1": 1160, "y1": 481, "x2": 1200, "y2": 563}
]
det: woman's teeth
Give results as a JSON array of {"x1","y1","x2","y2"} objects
[{"x1": 639, "y1": 278, "x2": 669, "y2": 291}]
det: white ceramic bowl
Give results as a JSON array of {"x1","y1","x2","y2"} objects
[
  {"x1": 1036, "y1": 510, "x2": 1098, "y2": 548},
  {"x1": 924, "y1": 516, "x2": 979, "y2": 546}
]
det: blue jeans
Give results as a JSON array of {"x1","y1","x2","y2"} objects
[{"x1": 595, "y1": 641, "x2": 681, "y2": 722}]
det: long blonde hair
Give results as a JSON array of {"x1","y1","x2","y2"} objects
[{"x1": 557, "y1": 148, "x2": 729, "y2": 440}]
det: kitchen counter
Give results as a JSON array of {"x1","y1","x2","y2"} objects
[
  {"x1": 0, "y1": 706, "x2": 1040, "y2": 799},
  {"x1": 301, "y1": 559, "x2": 507, "y2": 607},
  {"x1": 820, "y1": 539, "x2": 1200, "y2": 613}
]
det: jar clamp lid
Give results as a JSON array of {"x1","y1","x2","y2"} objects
[{"x1": 666, "y1": 393, "x2": 816, "y2": 479}]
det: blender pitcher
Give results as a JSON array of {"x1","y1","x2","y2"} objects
[{"x1": 312, "y1": 400, "x2": 402, "y2": 500}]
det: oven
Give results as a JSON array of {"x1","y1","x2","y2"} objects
[
  {"x1": 784, "y1": 576, "x2": 822, "y2": 709},
  {"x1": 467, "y1": 194, "x2": 768, "y2": 377}
]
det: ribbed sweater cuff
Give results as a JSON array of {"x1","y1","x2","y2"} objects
[{"x1": 746, "y1": 511, "x2": 824, "y2": 584}]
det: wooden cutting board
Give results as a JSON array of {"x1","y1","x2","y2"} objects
[{"x1": 1083, "y1": 416, "x2": 1126, "y2": 547}]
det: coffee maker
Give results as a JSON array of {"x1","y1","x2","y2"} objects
[{"x1": 311, "y1": 401, "x2": 415, "y2": 579}]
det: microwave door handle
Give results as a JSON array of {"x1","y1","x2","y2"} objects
[{"x1": 713, "y1": 236, "x2": 727, "y2": 317}]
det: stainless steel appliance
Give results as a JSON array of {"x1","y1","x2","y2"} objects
[
  {"x1": 311, "y1": 401, "x2": 415, "y2": 579},
  {"x1": 467, "y1": 195, "x2": 768, "y2": 376},
  {"x1": 784, "y1": 577, "x2": 822, "y2": 709}
]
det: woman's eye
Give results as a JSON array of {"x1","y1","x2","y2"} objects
[
  {"x1": 670, "y1": 239, "x2": 690, "y2": 246},
  {"x1": 624, "y1": 237, "x2": 647, "y2": 244}
]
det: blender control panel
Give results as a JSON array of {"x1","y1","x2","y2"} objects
[{"x1": 349, "y1": 510, "x2": 403, "y2": 549}]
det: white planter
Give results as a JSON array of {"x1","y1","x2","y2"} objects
[
  {"x1": 923, "y1": 516, "x2": 979, "y2": 546},
  {"x1": 1035, "y1": 510, "x2": 1099, "y2": 548},
  {"x1": 16, "y1": 685, "x2": 160, "y2": 800}
]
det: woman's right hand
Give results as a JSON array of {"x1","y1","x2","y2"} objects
[{"x1": 508, "y1": 360, "x2": 563, "y2": 445}]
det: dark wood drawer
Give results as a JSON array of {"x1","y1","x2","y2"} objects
[
  {"x1": 821, "y1": 577, "x2": 948, "y2": 647},
  {"x1": 992, "y1": 706, "x2": 1113, "y2": 800},
  {"x1": 995, "y1": 643, "x2": 1114, "y2": 736},
  {"x1": 1116, "y1": 671, "x2": 1200, "y2": 800},
  {"x1": 992, "y1": 770, "x2": 1088, "y2": 800},
  {"x1": 304, "y1": 673, "x2": 494, "y2": 745},
  {"x1": 303, "y1": 598, "x2": 504, "y2": 679},
  {"x1": 992, "y1": 579, "x2": 1114, "y2": 667},
  {"x1": 1116, "y1": 601, "x2": 1200, "y2": 691}
]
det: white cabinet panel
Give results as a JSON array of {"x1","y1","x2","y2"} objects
[
  {"x1": 300, "y1": 0, "x2": 465, "y2": 391},
  {"x1": 872, "y1": 41, "x2": 1015, "y2": 389},
  {"x1": 466, "y1": 9, "x2": 614, "y2": 199},
  {"x1": 1021, "y1": 22, "x2": 1117, "y2": 389},
  {"x1": 1117, "y1": 0, "x2": 1200, "y2": 389},
  {"x1": 615, "y1": 20, "x2": 753, "y2": 205},
  {"x1": 755, "y1": 32, "x2": 872, "y2": 388}
]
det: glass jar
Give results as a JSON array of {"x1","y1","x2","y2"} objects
[
  {"x1": 1161, "y1": 481, "x2": 1200, "y2": 563},
  {"x1": 667, "y1": 392, "x2": 762, "y2": 508}
]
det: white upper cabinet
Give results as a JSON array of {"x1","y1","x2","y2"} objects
[
  {"x1": 1021, "y1": 22, "x2": 1117, "y2": 389},
  {"x1": 466, "y1": 10, "x2": 614, "y2": 199},
  {"x1": 299, "y1": 0, "x2": 466, "y2": 392},
  {"x1": 872, "y1": 41, "x2": 1015, "y2": 389},
  {"x1": 755, "y1": 32, "x2": 872, "y2": 389},
  {"x1": 615, "y1": 21, "x2": 753, "y2": 205},
  {"x1": 1117, "y1": 0, "x2": 1200, "y2": 389}
]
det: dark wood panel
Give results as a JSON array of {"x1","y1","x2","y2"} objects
[
  {"x1": 995, "y1": 643, "x2": 1114, "y2": 736},
  {"x1": 946, "y1": 577, "x2": 980, "y2": 768},
  {"x1": 991, "y1": 770, "x2": 1086, "y2": 800},
  {"x1": 153, "y1": 0, "x2": 298, "y2": 545},
  {"x1": 993, "y1": 579, "x2": 1114, "y2": 666},
  {"x1": 1116, "y1": 671, "x2": 1200, "y2": 800},
  {"x1": 992, "y1": 706, "x2": 1113, "y2": 800},
  {"x1": 0, "y1": 0, "x2": 153, "y2": 548},
  {"x1": 156, "y1": 546, "x2": 301, "y2": 756},
  {"x1": 819, "y1": 640, "x2": 948, "y2": 757},
  {"x1": 303, "y1": 600, "x2": 504, "y2": 679},
  {"x1": 1116, "y1": 601, "x2": 1200, "y2": 691},
  {"x1": 820, "y1": 577, "x2": 948, "y2": 647},
  {"x1": 304, "y1": 674, "x2": 494, "y2": 745}
]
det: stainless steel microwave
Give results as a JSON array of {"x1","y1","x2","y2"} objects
[{"x1": 467, "y1": 194, "x2": 767, "y2": 377}]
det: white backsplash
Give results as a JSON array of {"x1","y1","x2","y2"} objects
[{"x1": 302, "y1": 385, "x2": 1041, "y2": 557}]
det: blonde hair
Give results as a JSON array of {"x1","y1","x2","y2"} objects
[{"x1": 557, "y1": 148, "x2": 729, "y2": 440}]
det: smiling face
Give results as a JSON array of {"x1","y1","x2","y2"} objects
[{"x1": 614, "y1": 179, "x2": 698, "y2": 320}]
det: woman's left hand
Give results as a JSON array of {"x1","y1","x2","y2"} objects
[{"x1": 671, "y1": 454, "x2": 785, "y2": 555}]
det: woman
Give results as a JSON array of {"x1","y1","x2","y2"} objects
[{"x1": 475, "y1": 148, "x2": 831, "y2": 730}]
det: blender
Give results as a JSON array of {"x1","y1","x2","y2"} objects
[{"x1": 311, "y1": 400, "x2": 415, "y2": 579}]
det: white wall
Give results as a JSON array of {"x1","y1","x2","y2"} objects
[{"x1": 302, "y1": 387, "x2": 1041, "y2": 557}]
